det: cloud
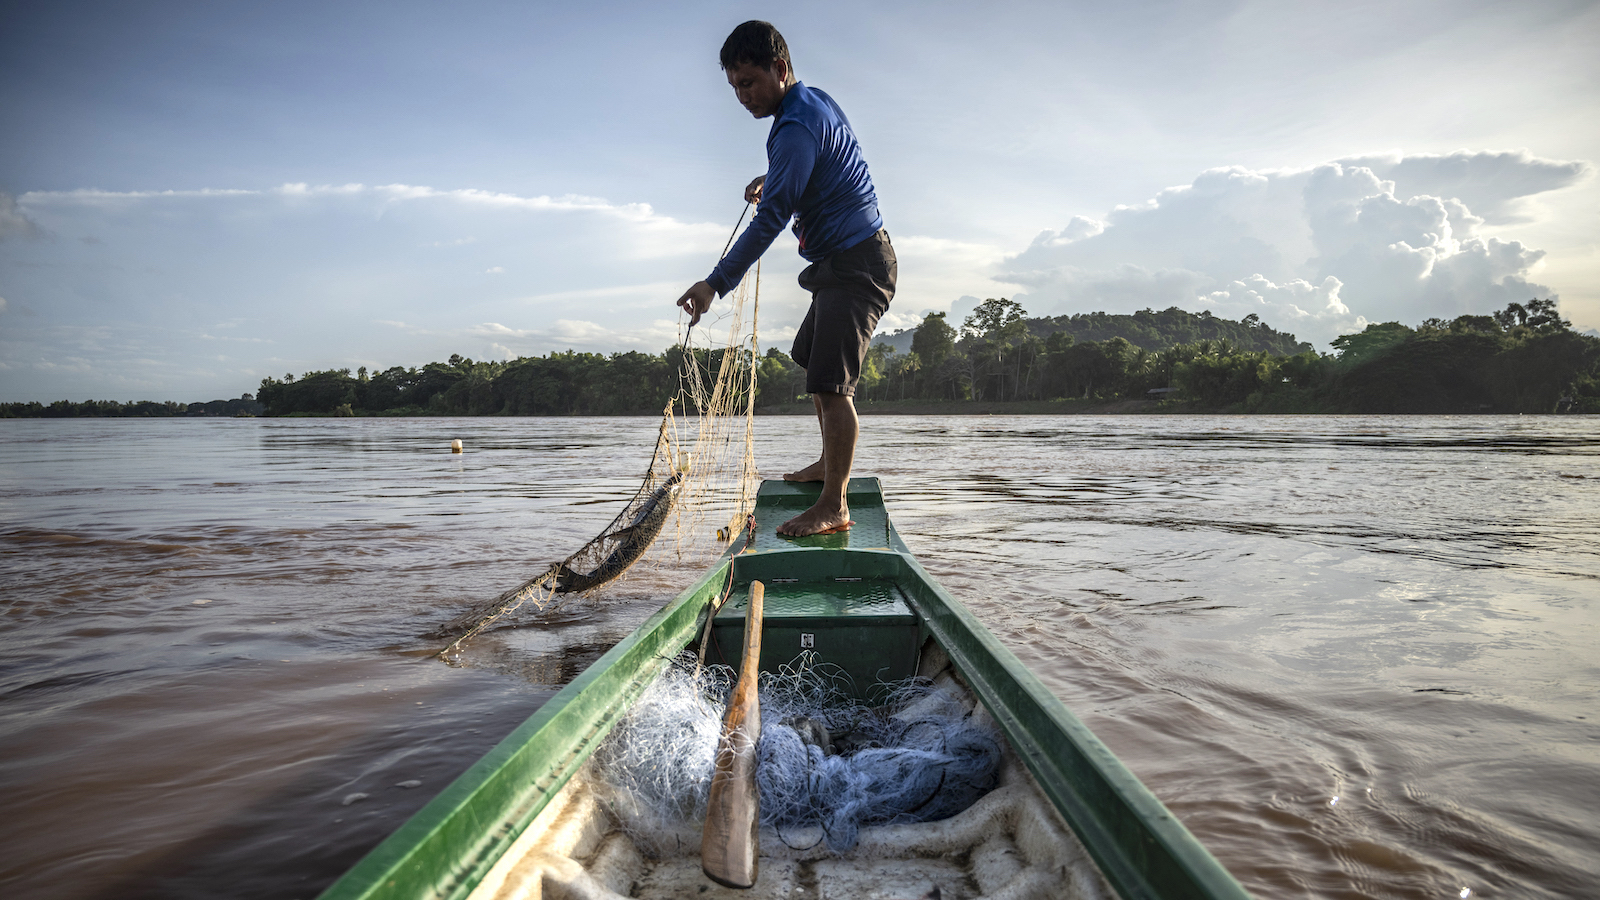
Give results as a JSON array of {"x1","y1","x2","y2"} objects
[
  {"x1": 998, "y1": 151, "x2": 1584, "y2": 346},
  {"x1": 1, "y1": 193, "x2": 43, "y2": 240},
  {"x1": 0, "y1": 321, "x2": 234, "y2": 397},
  {"x1": 871, "y1": 234, "x2": 1013, "y2": 333},
  {"x1": 1334, "y1": 150, "x2": 1593, "y2": 225},
  {"x1": 376, "y1": 320, "x2": 430, "y2": 333},
  {"x1": 1028, "y1": 216, "x2": 1106, "y2": 248},
  {"x1": 547, "y1": 319, "x2": 614, "y2": 342},
  {"x1": 35, "y1": 187, "x2": 257, "y2": 203},
  {"x1": 512, "y1": 280, "x2": 684, "y2": 305},
  {"x1": 3, "y1": 152, "x2": 1588, "y2": 400},
  {"x1": 18, "y1": 182, "x2": 727, "y2": 261},
  {"x1": 1, "y1": 181, "x2": 745, "y2": 399},
  {"x1": 874, "y1": 310, "x2": 926, "y2": 334},
  {"x1": 1199, "y1": 275, "x2": 1364, "y2": 333},
  {"x1": 471, "y1": 318, "x2": 681, "y2": 354}
]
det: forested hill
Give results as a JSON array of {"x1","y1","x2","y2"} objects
[
  {"x1": 1032, "y1": 308, "x2": 1312, "y2": 354},
  {"x1": 875, "y1": 305, "x2": 1312, "y2": 356}
]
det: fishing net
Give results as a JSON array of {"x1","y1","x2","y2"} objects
[
  {"x1": 435, "y1": 231, "x2": 764, "y2": 656},
  {"x1": 594, "y1": 653, "x2": 1004, "y2": 854}
]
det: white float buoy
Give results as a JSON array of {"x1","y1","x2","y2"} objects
[
  {"x1": 451, "y1": 439, "x2": 464, "y2": 454},
  {"x1": 676, "y1": 450, "x2": 691, "y2": 472}
]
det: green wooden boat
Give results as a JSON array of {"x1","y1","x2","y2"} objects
[{"x1": 321, "y1": 479, "x2": 1251, "y2": 900}]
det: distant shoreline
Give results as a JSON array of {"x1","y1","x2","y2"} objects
[
  {"x1": 9, "y1": 399, "x2": 1589, "y2": 419},
  {"x1": 763, "y1": 398, "x2": 1167, "y2": 415},
  {"x1": 11, "y1": 301, "x2": 1596, "y2": 418}
]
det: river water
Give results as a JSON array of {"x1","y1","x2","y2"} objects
[{"x1": 1, "y1": 416, "x2": 1596, "y2": 899}]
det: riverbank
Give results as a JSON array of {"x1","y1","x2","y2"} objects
[
  {"x1": 15, "y1": 397, "x2": 1594, "y2": 419},
  {"x1": 758, "y1": 397, "x2": 1167, "y2": 415}
]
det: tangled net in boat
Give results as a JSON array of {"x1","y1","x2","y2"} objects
[
  {"x1": 432, "y1": 253, "x2": 764, "y2": 656},
  {"x1": 593, "y1": 654, "x2": 1003, "y2": 854}
]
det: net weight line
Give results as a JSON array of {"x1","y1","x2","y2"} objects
[{"x1": 435, "y1": 206, "x2": 760, "y2": 659}]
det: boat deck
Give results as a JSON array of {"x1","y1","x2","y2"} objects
[
  {"x1": 739, "y1": 478, "x2": 897, "y2": 553},
  {"x1": 704, "y1": 479, "x2": 923, "y2": 695},
  {"x1": 705, "y1": 576, "x2": 920, "y2": 699}
]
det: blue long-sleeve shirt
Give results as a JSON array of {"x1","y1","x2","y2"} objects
[{"x1": 706, "y1": 83, "x2": 883, "y2": 296}]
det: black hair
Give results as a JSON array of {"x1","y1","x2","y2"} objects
[{"x1": 719, "y1": 20, "x2": 792, "y2": 75}]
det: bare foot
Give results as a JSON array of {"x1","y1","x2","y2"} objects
[
  {"x1": 782, "y1": 458, "x2": 825, "y2": 482},
  {"x1": 776, "y1": 501, "x2": 852, "y2": 537}
]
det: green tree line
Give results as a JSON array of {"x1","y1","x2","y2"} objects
[
  {"x1": 254, "y1": 347, "x2": 730, "y2": 417},
  {"x1": 876, "y1": 304, "x2": 1313, "y2": 357},
  {"x1": 1, "y1": 396, "x2": 264, "y2": 418},
  {"x1": 8, "y1": 301, "x2": 1594, "y2": 418},
  {"x1": 848, "y1": 297, "x2": 1595, "y2": 413}
]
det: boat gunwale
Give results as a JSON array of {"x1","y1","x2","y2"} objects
[
  {"x1": 317, "y1": 556, "x2": 733, "y2": 900},
  {"x1": 318, "y1": 478, "x2": 1252, "y2": 900},
  {"x1": 891, "y1": 549, "x2": 1251, "y2": 900}
]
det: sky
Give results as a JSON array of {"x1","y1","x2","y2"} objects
[{"x1": 1, "y1": 0, "x2": 1597, "y2": 402}]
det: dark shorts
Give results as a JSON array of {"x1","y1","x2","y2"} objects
[{"x1": 790, "y1": 229, "x2": 897, "y2": 397}]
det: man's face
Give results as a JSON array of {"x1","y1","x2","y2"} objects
[{"x1": 725, "y1": 59, "x2": 789, "y2": 119}]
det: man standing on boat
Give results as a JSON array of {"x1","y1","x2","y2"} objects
[{"x1": 676, "y1": 20, "x2": 896, "y2": 538}]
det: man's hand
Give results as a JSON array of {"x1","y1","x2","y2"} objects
[
  {"x1": 744, "y1": 175, "x2": 765, "y2": 204},
  {"x1": 677, "y1": 281, "x2": 715, "y2": 326}
]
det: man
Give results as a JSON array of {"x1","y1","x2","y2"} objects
[{"x1": 676, "y1": 20, "x2": 896, "y2": 538}]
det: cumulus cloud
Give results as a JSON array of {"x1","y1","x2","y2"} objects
[
  {"x1": 999, "y1": 151, "x2": 1584, "y2": 346},
  {"x1": 1027, "y1": 216, "x2": 1106, "y2": 249},
  {"x1": 1199, "y1": 275, "x2": 1362, "y2": 332},
  {"x1": 1335, "y1": 150, "x2": 1592, "y2": 225}
]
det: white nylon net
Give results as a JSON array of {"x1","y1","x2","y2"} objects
[{"x1": 434, "y1": 261, "x2": 762, "y2": 656}]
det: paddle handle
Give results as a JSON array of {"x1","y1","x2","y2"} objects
[
  {"x1": 733, "y1": 580, "x2": 762, "y2": 707},
  {"x1": 701, "y1": 580, "x2": 763, "y2": 889}
]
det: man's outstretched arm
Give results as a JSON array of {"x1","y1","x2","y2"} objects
[
  {"x1": 674, "y1": 124, "x2": 813, "y2": 322},
  {"x1": 676, "y1": 171, "x2": 769, "y2": 324},
  {"x1": 706, "y1": 128, "x2": 815, "y2": 295}
]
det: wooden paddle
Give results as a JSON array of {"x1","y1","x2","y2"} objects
[{"x1": 701, "y1": 579, "x2": 764, "y2": 889}]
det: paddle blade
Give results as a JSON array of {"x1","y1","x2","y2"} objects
[
  {"x1": 701, "y1": 725, "x2": 760, "y2": 888},
  {"x1": 701, "y1": 580, "x2": 764, "y2": 888}
]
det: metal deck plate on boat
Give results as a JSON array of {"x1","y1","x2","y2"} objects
[
  {"x1": 715, "y1": 577, "x2": 915, "y2": 623},
  {"x1": 741, "y1": 477, "x2": 893, "y2": 552},
  {"x1": 707, "y1": 571, "x2": 921, "y2": 694}
]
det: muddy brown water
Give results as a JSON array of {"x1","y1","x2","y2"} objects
[{"x1": 1, "y1": 416, "x2": 1596, "y2": 899}]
